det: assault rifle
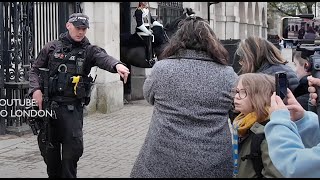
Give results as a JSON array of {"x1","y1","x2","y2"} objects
[
  {"x1": 26, "y1": 104, "x2": 42, "y2": 135},
  {"x1": 39, "y1": 67, "x2": 54, "y2": 149}
]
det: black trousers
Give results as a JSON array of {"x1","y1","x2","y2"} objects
[
  {"x1": 141, "y1": 35, "x2": 153, "y2": 61},
  {"x1": 37, "y1": 102, "x2": 84, "y2": 178}
]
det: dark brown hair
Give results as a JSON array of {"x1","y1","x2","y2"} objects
[{"x1": 159, "y1": 16, "x2": 229, "y2": 65}]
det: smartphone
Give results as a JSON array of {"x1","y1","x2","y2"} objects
[
  {"x1": 275, "y1": 72, "x2": 288, "y2": 100},
  {"x1": 281, "y1": 17, "x2": 320, "y2": 40}
]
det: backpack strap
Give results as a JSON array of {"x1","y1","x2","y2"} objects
[
  {"x1": 250, "y1": 133, "x2": 265, "y2": 178},
  {"x1": 241, "y1": 120, "x2": 269, "y2": 178}
]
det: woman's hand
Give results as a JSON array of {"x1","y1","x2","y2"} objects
[{"x1": 270, "y1": 89, "x2": 304, "y2": 121}]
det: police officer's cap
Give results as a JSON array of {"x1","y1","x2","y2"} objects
[{"x1": 68, "y1": 13, "x2": 90, "y2": 29}]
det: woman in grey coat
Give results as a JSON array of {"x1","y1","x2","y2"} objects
[{"x1": 130, "y1": 16, "x2": 238, "y2": 178}]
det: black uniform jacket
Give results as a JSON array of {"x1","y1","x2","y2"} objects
[{"x1": 29, "y1": 32, "x2": 123, "y2": 96}]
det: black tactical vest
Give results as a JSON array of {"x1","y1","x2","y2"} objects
[{"x1": 47, "y1": 41, "x2": 87, "y2": 99}]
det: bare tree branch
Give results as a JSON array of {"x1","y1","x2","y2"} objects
[
  {"x1": 304, "y1": 2, "x2": 315, "y2": 14},
  {"x1": 297, "y1": 2, "x2": 303, "y2": 14},
  {"x1": 269, "y1": 2, "x2": 297, "y2": 16}
]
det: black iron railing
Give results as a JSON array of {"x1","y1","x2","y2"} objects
[
  {"x1": 0, "y1": 2, "x2": 82, "y2": 135},
  {"x1": 157, "y1": 2, "x2": 184, "y2": 26}
]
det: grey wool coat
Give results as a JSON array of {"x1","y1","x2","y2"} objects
[{"x1": 130, "y1": 49, "x2": 238, "y2": 178}]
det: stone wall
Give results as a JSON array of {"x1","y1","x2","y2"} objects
[{"x1": 82, "y1": 2, "x2": 124, "y2": 115}]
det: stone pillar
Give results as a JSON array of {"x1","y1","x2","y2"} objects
[
  {"x1": 129, "y1": 2, "x2": 146, "y2": 100},
  {"x1": 254, "y1": 24, "x2": 261, "y2": 37},
  {"x1": 82, "y1": 2, "x2": 124, "y2": 114},
  {"x1": 262, "y1": 23, "x2": 268, "y2": 38},
  {"x1": 247, "y1": 23, "x2": 255, "y2": 37},
  {"x1": 215, "y1": 2, "x2": 241, "y2": 40},
  {"x1": 224, "y1": 3, "x2": 240, "y2": 39},
  {"x1": 214, "y1": 2, "x2": 226, "y2": 40},
  {"x1": 129, "y1": 2, "x2": 158, "y2": 100},
  {"x1": 208, "y1": 3, "x2": 216, "y2": 29},
  {"x1": 239, "y1": 22, "x2": 247, "y2": 39},
  {"x1": 225, "y1": 15, "x2": 240, "y2": 39},
  {"x1": 215, "y1": 15, "x2": 226, "y2": 39}
]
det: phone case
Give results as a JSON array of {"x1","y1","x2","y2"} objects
[{"x1": 275, "y1": 72, "x2": 288, "y2": 100}]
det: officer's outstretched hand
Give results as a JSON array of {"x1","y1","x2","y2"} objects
[
  {"x1": 307, "y1": 75, "x2": 320, "y2": 106},
  {"x1": 116, "y1": 64, "x2": 130, "y2": 84},
  {"x1": 32, "y1": 89, "x2": 43, "y2": 110}
]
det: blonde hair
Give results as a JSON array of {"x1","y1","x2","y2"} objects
[
  {"x1": 236, "y1": 73, "x2": 275, "y2": 122},
  {"x1": 236, "y1": 36, "x2": 287, "y2": 73}
]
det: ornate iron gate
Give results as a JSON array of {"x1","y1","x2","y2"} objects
[
  {"x1": 157, "y1": 2, "x2": 184, "y2": 26},
  {"x1": 0, "y1": 2, "x2": 82, "y2": 135}
]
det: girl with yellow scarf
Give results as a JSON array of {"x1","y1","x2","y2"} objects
[{"x1": 231, "y1": 73, "x2": 283, "y2": 178}]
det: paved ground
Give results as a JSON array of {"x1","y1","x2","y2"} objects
[{"x1": 0, "y1": 100, "x2": 153, "y2": 178}]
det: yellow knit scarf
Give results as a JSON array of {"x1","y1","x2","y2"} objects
[{"x1": 233, "y1": 112, "x2": 258, "y2": 137}]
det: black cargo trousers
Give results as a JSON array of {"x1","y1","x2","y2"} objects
[
  {"x1": 141, "y1": 35, "x2": 153, "y2": 61},
  {"x1": 37, "y1": 100, "x2": 84, "y2": 178}
]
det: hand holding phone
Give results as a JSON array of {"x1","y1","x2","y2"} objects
[
  {"x1": 270, "y1": 89, "x2": 305, "y2": 121},
  {"x1": 275, "y1": 71, "x2": 288, "y2": 100}
]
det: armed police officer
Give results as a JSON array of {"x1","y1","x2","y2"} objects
[{"x1": 28, "y1": 13, "x2": 130, "y2": 178}]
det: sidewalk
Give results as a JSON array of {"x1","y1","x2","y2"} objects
[{"x1": 0, "y1": 100, "x2": 153, "y2": 178}]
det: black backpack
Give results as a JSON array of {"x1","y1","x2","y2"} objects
[{"x1": 240, "y1": 120, "x2": 269, "y2": 178}]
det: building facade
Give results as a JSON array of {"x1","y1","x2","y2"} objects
[{"x1": 183, "y1": 2, "x2": 268, "y2": 39}]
